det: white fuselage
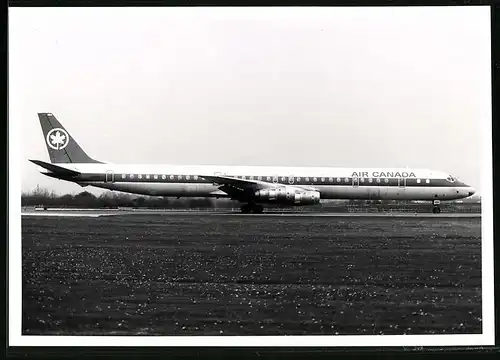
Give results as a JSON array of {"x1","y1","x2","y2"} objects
[{"x1": 42, "y1": 163, "x2": 475, "y2": 203}]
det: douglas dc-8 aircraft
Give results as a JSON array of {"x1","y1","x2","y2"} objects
[{"x1": 30, "y1": 113, "x2": 476, "y2": 214}]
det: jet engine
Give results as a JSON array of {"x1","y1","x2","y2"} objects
[{"x1": 254, "y1": 186, "x2": 320, "y2": 205}]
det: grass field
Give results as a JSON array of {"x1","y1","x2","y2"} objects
[{"x1": 22, "y1": 213, "x2": 482, "y2": 336}]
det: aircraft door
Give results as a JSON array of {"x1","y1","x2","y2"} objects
[
  {"x1": 352, "y1": 176, "x2": 359, "y2": 187},
  {"x1": 105, "y1": 170, "x2": 114, "y2": 183}
]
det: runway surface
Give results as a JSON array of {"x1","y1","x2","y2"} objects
[
  {"x1": 22, "y1": 213, "x2": 482, "y2": 336},
  {"x1": 21, "y1": 208, "x2": 481, "y2": 218}
]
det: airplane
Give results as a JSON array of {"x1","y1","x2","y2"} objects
[{"x1": 30, "y1": 113, "x2": 476, "y2": 214}]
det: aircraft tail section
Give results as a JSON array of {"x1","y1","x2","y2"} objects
[
  {"x1": 38, "y1": 113, "x2": 102, "y2": 164},
  {"x1": 29, "y1": 159, "x2": 81, "y2": 176}
]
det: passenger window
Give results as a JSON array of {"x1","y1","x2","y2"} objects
[
  {"x1": 329, "y1": 177, "x2": 333, "y2": 182},
  {"x1": 384, "y1": 178, "x2": 389, "y2": 183},
  {"x1": 360, "y1": 178, "x2": 364, "y2": 183},
  {"x1": 258, "y1": 176, "x2": 262, "y2": 181},
  {"x1": 417, "y1": 179, "x2": 421, "y2": 183},
  {"x1": 122, "y1": 174, "x2": 126, "y2": 179},
  {"x1": 344, "y1": 178, "x2": 349, "y2": 183},
  {"x1": 321, "y1": 177, "x2": 325, "y2": 182},
  {"x1": 154, "y1": 175, "x2": 158, "y2": 180},
  {"x1": 296, "y1": 177, "x2": 301, "y2": 182},
  {"x1": 376, "y1": 178, "x2": 380, "y2": 183},
  {"x1": 426, "y1": 179, "x2": 430, "y2": 184},
  {"x1": 146, "y1": 175, "x2": 150, "y2": 179},
  {"x1": 178, "y1": 175, "x2": 183, "y2": 180},
  {"x1": 313, "y1": 177, "x2": 317, "y2": 182},
  {"x1": 162, "y1": 175, "x2": 166, "y2": 180},
  {"x1": 130, "y1": 174, "x2": 134, "y2": 179},
  {"x1": 138, "y1": 174, "x2": 142, "y2": 179},
  {"x1": 186, "y1": 175, "x2": 190, "y2": 180},
  {"x1": 336, "y1": 178, "x2": 341, "y2": 182},
  {"x1": 194, "y1": 175, "x2": 198, "y2": 180},
  {"x1": 369, "y1": 178, "x2": 373, "y2": 183},
  {"x1": 306, "y1": 177, "x2": 310, "y2": 182}
]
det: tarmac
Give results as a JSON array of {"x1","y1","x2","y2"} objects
[
  {"x1": 22, "y1": 211, "x2": 482, "y2": 336},
  {"x1": 21, "y1": 207, "x2": 481, "y2": 218}
]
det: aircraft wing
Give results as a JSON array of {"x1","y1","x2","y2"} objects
[
  {"x1": 200, "y1": 174, "x2": 274, "y2": 200},
  {"x1": 200, "y1": 174, "x2": 318, "y2": 200},
  {"x1": 201, "y1": 175, "x2": 271, "y2": 189}
]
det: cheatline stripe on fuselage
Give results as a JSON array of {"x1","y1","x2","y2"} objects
[{"x1": 55, "y1": 172, "x2": 470, "y2": 188}]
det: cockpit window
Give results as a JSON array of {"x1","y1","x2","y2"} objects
[{"x1": 446, "y1": 175, "x2": 455, "y2": 183}]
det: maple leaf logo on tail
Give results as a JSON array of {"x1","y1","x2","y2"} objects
[
  {"x1": 46, "y1": 128, "x2": 69, "y2": 150},
  {"x1": 50, "y1": 132, "x2": 65, "y2": 147}
]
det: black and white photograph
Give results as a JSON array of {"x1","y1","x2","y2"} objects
[{"x1": 9, "y1": 6, "x2": 494, "y2": 347}]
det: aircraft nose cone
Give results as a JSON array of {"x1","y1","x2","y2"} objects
[{"x1": 468, "y1": 187, "x2": 476, "y2": 197}]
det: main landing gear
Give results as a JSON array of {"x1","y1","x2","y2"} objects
[
  {"x1": 240, "y1": 203, "x2": 264, "y2": 214},
  {"x1": 432, "y1": 200, "x2": 441, "y2": 214}
]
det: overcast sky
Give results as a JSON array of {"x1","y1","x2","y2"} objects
[{"x1": 10, "y1": 6, "x2": 491, "y2": 196}]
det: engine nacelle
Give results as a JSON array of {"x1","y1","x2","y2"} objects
[{"x1": 254, "y1": 186, "x2": 320, "y2": 205}]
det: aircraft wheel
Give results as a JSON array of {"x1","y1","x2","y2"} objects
[{"x1": 252, "y1": 205, "x2": 264, "y2": 214}]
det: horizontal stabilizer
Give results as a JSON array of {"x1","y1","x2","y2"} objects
[{"x1": 29, "y1": 159, "x2": 81, "y2": 177}]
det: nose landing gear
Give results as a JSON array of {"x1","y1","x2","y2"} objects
[{"x1": 432, "y1": 200, "x2": 441, "y2": 214}]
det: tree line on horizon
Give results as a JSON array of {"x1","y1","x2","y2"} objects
[{"x1": 21, "y1": 187, "x2": 226, "y2": 209}]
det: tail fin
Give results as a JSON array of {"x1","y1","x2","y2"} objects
[{"x1": 38, "y1": 113, "x2": 102, "y2": 164}]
